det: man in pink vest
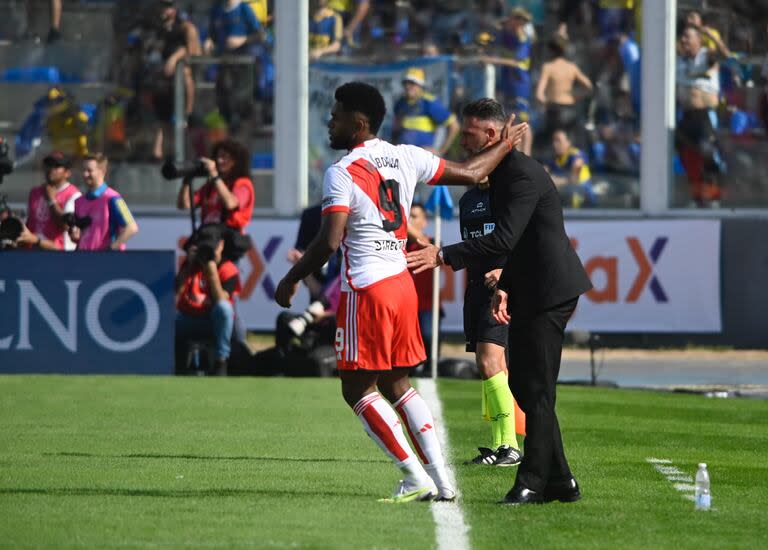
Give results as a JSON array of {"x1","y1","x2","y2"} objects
[
  {"x1": 69, "y1": 153, "x2": 139, "y2": 251},
  {"x1": 25, "y1": 151, "x2": 81, "y2": 250}
]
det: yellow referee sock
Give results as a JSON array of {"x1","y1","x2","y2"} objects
[{"x1": 483, "y1": 372, "x2": 519, "y2": 450}]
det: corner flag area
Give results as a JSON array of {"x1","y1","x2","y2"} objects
[{"x1": 1, "y1": 376, "x2": 766, "y2": 548}]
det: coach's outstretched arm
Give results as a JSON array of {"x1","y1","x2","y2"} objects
[
  {"x1": 437, "y1": 114, "x2": 527, "y2": 186},
  {"x1": 274, "y1": 212, "x2": 348, "y2": 308}
]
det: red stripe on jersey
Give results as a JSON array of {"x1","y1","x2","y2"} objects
[
  {"x1": 361, "y1": 402, "x2": 410, "y2": 463},
  {"x1": 346, "y1": 159, "x2": 407, "y2": 241},
  {"x1": 427, "y1": 158, "x2": 446, "y2": 186},
  {"x1": 322, "y1": 205, "x2": 350, "y2": 215}
]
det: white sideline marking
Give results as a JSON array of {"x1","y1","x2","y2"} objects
[
  {"x1": 646, "y1": 457, "x2": 697, "y2": 503},
  {"x1": 418, "y1": 379, "x2": 471, "y2": 550}
]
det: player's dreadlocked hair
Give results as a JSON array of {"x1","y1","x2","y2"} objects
[
  {"x1": 334, "y1": 82, "x2": 387, "y2": 135},
  {"x1": 462, "y1": 98, "x2": 507, "y2": 125}
]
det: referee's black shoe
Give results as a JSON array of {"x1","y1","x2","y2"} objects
[
  {"x1": 498, "y1": 483, "x2": 544, "y2": 506},
  {"x1": 492, "y1": 445, "x2": 522, "y2": 467},
  {"x1": 543, "y1": 478, "x2": 581, "y2": 503}
]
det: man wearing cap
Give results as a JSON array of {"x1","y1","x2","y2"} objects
[
  {"x1": 393, "y1": 68, "x2": 460, "y2": 156},
  {"x1": 24, "y1": 152, "x2": 81, "y2": 250}
]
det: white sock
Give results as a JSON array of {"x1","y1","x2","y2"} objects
[
  {"x1": 393, "y1": 387, "x2": 446, "y2": 468},
  {"x1": 354, "y1": 392, "x2": 428, "y2": 480}
]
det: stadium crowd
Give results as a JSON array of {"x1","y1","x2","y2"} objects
[{"x1": 4, "y1": 1, "x2": 768, "y2": 207}]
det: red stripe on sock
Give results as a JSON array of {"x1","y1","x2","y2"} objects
[
  {"x1": 393, "y1": 388, "x2": 417, "y2": 409},
  {"x1": 396, "y1": 405, "x2": 429, "y2": 464},
  {"x1": 361, "y1": 404, "x2": 410, "y2": 463},
  {"x1": 354, "y1": 393, "x2": 379, "y2": 416}
]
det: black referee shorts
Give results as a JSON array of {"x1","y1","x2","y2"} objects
[{"x1": 463, "y1": 280, "x2": 508, "y2": 353}]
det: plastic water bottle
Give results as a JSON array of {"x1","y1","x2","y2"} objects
[{"x1": 695, "y1": 463, "x2": 711, "y2": 510}]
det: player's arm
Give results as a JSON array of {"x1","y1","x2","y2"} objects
[
  {"x1": 275, "y1": 211, "x2": 347, "y2": 307},
  {"x1": 407, "y1": 174, "x2": 538, "y2": 273},
  {"x1": 438, "y1": 114, "x2": 528, "y2": 186}
]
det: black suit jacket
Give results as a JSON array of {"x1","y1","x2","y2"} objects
[{"x1": 442, "y1": 150, "x2": 592, "y2": 316}]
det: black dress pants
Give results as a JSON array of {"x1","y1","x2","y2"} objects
[{"x1": 507, "y1": 297, "x2": 578, "y2": 492}]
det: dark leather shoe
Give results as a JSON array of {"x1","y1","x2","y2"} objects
[
  {"x1": 543, "y1": 478, "x2": 581, "y2": 503},
  {"x1": 498, "y1": 484, "x2": 544, "y2": 505}
]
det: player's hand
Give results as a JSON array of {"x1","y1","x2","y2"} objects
[
  {"x1": 274, "y1": 277, "x2": 299, "y2": 308},
  {"x1": 500, "y1": 114, "x2": 528, "y2": 151},
  {"x1": 406, "y1": 243, "x2": 441, "y2": 274},
  {"x1": 491, "y1": 288, "x2": 511, "y2": 325},
  {"x1": 484, "y1": 269, "x2": 503, "y2": 290}
]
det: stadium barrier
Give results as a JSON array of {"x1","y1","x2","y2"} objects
[
  {"x1": 130, "y1": 217, "x2": 723, "y2": 335},
  {"x1": 0, "y1": 251, "x2": 174, "y2": 374}
]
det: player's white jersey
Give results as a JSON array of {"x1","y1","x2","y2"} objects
[{"x1": 321, "y1": 138, "x2": 445, "y2": 291}]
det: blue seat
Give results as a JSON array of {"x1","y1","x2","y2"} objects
[
  {"x1": 251, "y1": 153, "x2": 274, "y2": 170},
  {"x1": 1, "y1": 66, "x2": 61, "y2": 83}
]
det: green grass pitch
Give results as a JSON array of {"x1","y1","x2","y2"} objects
[{"x1": 1, "y1": 375, "x2": 766, "y2": 549}]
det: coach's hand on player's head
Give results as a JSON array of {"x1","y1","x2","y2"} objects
[
  {"x1": 491, "y1": 288, "x2": 511, "y2": 325},
  {"x1": 406, "y1": 243, "x2": 442, "y2": 274},
  {"x1": 500, "y1": 113, "x2": 528, "y2": 152},
  {"x1": 275, "y1": 277, "x2": 299, "y2": 308}
]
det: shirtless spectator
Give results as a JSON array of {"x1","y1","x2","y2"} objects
[
  {"x1": 685, "y1": 11, "x2": 729, "y2": 56},
  {"x1": 536, "y1": 36, "x2": 593, "y2": 146},
  {"x1": 675, "y1": 25, "x2": 729, "y2": 207}
]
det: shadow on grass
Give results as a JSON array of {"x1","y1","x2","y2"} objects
[
  {"x1": 45, "y1": 451, "x2": 388, "y2": 465},
  {"x1": 0, "y1": 486, "x2": 376, "y2": 499}
]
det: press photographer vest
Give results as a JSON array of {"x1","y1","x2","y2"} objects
[{"x1": 74, "y1": 186, "x2": 123, "y2": 251}]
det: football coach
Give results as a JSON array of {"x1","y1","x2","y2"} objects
[{"x1": 407, "y1": 98, "x2": 592, "y2": 506}]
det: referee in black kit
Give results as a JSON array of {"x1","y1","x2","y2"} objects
[{"x1": 408, "y1": 98, "x2": 592, "y2": 505}]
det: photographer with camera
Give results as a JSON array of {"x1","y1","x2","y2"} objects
[
  {"x1": 22, "y1": 152, "x2": 81, "y2": 251},
  {"x1": 175, "y1": 224, "x2": 241, "y2": 376},
  {"x1": 175, "y1": 139, "x2": 255, "y2": 234},
  {"x1": 68, "y1": 153, "x2": 139, "y2": 251}
]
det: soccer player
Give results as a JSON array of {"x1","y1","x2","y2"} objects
[
  {"x1": 275, "y1": 82, "x2": 527, "y2": 502},
  {"x1": 457, "y1": 179, "x2": 522, "y2": 468},
  {"x1": 69, "y1": 153, "x2": 138, "y2": 251}
]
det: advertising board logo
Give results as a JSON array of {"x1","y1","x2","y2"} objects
[
  {"x1": 576, "y1": 237, "x2": 668, "y2": 303},
  {"x1": 0, "y1": 279, "x2": 160, "y2": 352},
  {"x1": 240, "y1": 236, "x2": 283, "y2": 300}
]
